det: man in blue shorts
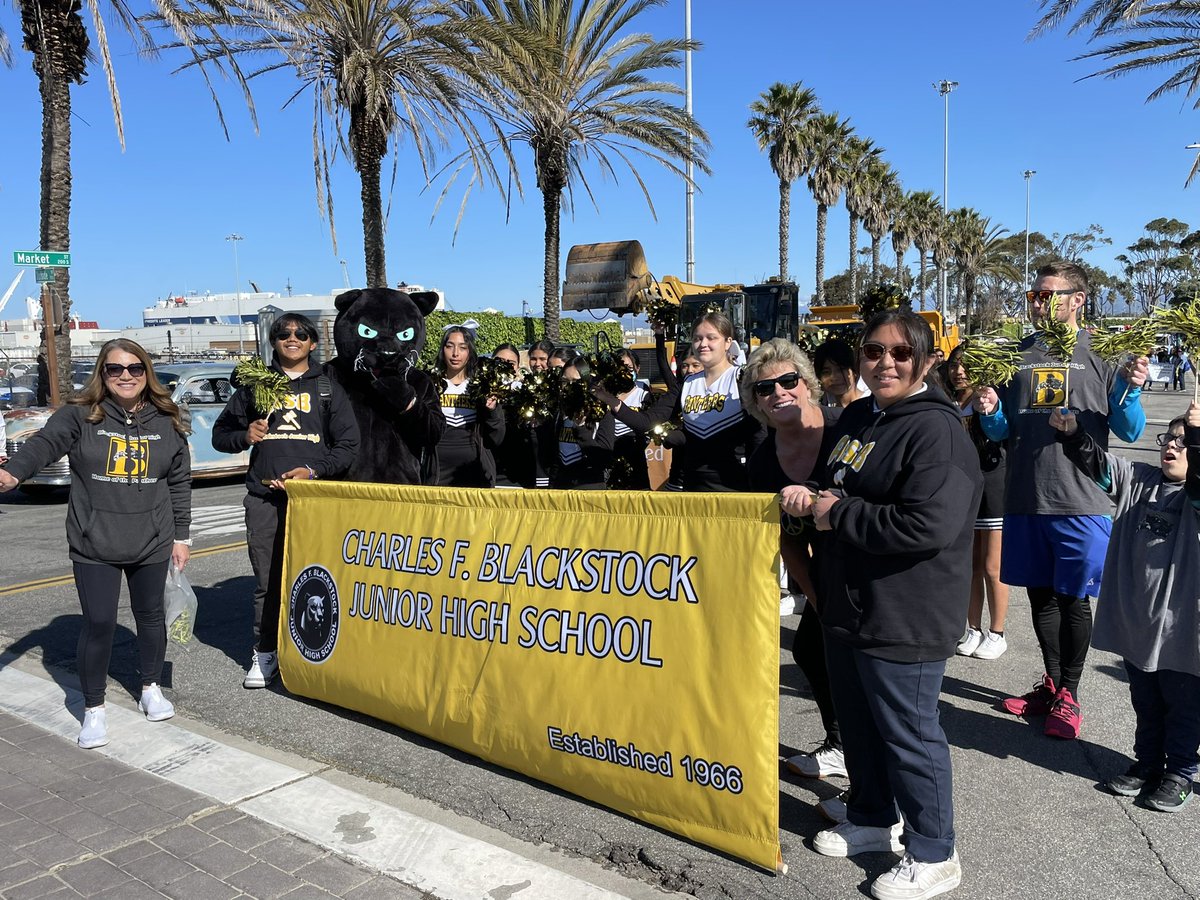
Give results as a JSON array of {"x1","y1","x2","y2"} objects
[{"x1": 975, "y1": 261, "x2": 1148, "y2": 740}]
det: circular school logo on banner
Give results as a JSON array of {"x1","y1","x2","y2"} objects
[{"x1": 288, "y1": 565, "x2": 340, "y2": 663}]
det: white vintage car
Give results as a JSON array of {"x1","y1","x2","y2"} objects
[{"x1": 3, "y1": 362, "x2": 250, "y2": 494}]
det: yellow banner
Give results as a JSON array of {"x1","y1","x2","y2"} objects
[{"x1": 279, "y1": 481, "x2": 782, "y2": 870}]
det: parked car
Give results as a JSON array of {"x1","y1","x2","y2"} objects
[{"x1": 3, "y1": 362, "x2": 250, "y2": 494}]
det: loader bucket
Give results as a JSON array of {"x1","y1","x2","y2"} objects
[{"x1": 562, "y1": 241, "x2": 653, "y2": 314}]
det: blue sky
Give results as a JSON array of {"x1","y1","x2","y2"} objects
[{"x1": 2, "y1": 1, "x2": 1198, "y2": 329}]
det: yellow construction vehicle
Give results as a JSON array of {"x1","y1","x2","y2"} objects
[{"x1": 806, "y1": 304, "x2": 960, "y2": 356}]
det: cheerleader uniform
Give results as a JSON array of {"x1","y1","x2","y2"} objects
[
  {"x1": 552, "y1": 413, "x2": 615, "y2": 490},
  {"x1": 609, "y1": 383, "x2": 652, "y2": 490},
  {"x1": 435, "y1": 379, "x2": 505, "y2": 487}
]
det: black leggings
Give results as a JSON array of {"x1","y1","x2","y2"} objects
[
  {"x1": 1028, "y1": 587, "x2": 1093, "y2": 697},
  {"x1": 792, "y1": 602, "x2": 841, "y2": 748},
  {"x1": 73, "y1": 559, "x2": 169, "y2": 707}
]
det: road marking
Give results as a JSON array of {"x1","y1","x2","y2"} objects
[
  {"x1": 0, "y1": 540, "x2": 245, "y2": 597},
  {"x1": 192, "y1": 504, "x2": 246, "y2": 537}
]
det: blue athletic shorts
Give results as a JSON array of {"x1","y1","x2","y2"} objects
[{"x1": 1000, "y1": 514, "x2": 1112, "y2": 598}]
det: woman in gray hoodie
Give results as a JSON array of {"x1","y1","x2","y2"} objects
[{"x1": 0, "y1": 339, "x2": 191, "y2": 750}]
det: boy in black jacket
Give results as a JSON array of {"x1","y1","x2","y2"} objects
[{"x1": 213, "y1": 314, "x2": 360, "y2": 688}]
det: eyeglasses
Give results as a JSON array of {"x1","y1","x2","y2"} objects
[
  {"x1": 103, "y1": 363, "x2": 147, "y2": 378},
  {"x1": 273, "y1": 328, "x2": 312, "y2": 342},
  {"x1": 1155, "y1": 432, "x2": 1187, "y2": 450},
  {"x1": 1025, "y1": 289, "x2": 1079, "y2": 303},
  {"x1": 861, "y1": 342, "x2": 916, "y2": 363},
  {"x1": 752, "y1": 371, "x2": 802, "y2": 397}
]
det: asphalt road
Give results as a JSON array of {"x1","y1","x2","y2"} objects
[{"x1": 1, "y1": 389, "x2": 1197, "y2": 900}]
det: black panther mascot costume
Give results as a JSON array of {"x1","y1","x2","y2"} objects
[{"x1": 325, "y1": 287, "x2": 445, "y2": 484}]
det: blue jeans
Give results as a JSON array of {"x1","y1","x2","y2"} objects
[
  {"x1": 824, "y1": 636, "x2": 955, "y2": 862},
  {"x1": 1125, "y1": 661, "x2": 1200, "y2": 780}
]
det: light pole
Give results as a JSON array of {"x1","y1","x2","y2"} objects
[
  {"x1": 340, "y1": 259, "x2": 351, "y2": 289},
  {"x1": 1023, "y1": 170, "x2": 1036, "y2": 322},
  {"x1": 684, "y1": 0, "x2": 695, "y2": 282},
  {"x1": 934, "y1": 79, "x2": 958, "y2": 323},
  {"x1": 226, "y1": 233, "x2": 244, "y2": 354}
]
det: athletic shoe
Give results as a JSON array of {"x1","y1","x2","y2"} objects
[
  {"x1": 1000, "y1": 674, "x2": 1056, "y2": 716},
  {"x1": 1044, "y1": 687, "x2": 1082, "y2": 739},
  {"x1": 818, "y1": 789, "x2": 849, "y2": 824},
  {"x1": 871, "y1": 851, "x2": 962, "y2": 900},
  {"x1": 1106, "y1": 763, "x2": 1163, "y2": 797},
  {"x1": 243, "y1": 650, "x2": 278, "y2": 689},
  {"x1": 137, "y1": 684, "x2": 175, "y2": 722},
  {"x1": 1144, "y1": 774, "x2": 1194, "y2": 813},
  {"x1": 780, "y1": 593, "x2": 797, "y2": 617},
  {"x1": 786, "y1": 741, "x2": 848, "y2": 779},
  {"x1": 78, "y1": 707, "x2": 109, "y2": 750},
  {"x1": 814, "y1": 820, "x2": 904, "y2": 857},
  {"x1": 955, "y1": 627, "x2": 983, "y2": 657},
  {"x1": 972, "y1": 631, "x2": 1008, "y2": 660}
]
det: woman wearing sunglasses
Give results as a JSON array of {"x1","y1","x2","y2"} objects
[
  {"x1": 0, "y1": 339, "x2": 193, "y2": 750},
  {"x1": 741, "y1": 340, "x2": 849, "y2": 794},
  {"x1": 797, "y1": 309, "x2": 981, "y2": 900},
  {"x1": 597, "y1": 311, "x2": 763, "y2": 491}
]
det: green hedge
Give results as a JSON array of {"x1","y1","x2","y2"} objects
[{"x1": 419, "y1": 311, "x2": 623, "y2": 364}]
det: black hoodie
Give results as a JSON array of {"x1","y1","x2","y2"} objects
[
  {"x1": 213, "y1": 362, "x2": 360, "y2": 497},
  {"x1": 3, "y1": 400, "x2": 191, "y2": 565},
  {"x1": 816, "y1": 387, "x2": 983, "y2": 662}
]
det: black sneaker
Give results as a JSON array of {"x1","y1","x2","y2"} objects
[
  {"x1": 1144, "y1": 774, "x2": 1194, "y2": 812},
  {"x1": 1106, "y1": 763, "x2": 1163, "y2": 797}
]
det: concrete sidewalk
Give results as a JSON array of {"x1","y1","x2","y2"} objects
[{"x1": 0, "y1": 662, "x2": 657, "y2": 900}]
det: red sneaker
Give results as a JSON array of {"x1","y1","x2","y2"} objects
[
  {"x1": 1045, "y1": 688, "x2": 1082, "y2": 739},
  {"x1": 1000, "y1": 674, "x2": 1056, "y2": 716}
]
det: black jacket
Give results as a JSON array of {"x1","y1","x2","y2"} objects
[
  {"x1": 213, "y1": 362, "x2": 360, "y2": 497},
  {"x1": 817, "y1": 388, "x2": 982, "y2": 662}
]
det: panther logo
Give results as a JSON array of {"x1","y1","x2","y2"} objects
[{"x1": 288, "y1": 565, "x2": 340, "y2": 663}]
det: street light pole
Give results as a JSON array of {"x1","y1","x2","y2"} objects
[
  {"x1": 226, "y1": 233, "x2": 244, "y2": 355},
  {"x1": 340, "y1": 259, "x2": 351, "y2": 289},
  {"x1": 684, "y1": 0, "x2": 695, "y2": 282},
  {"x1": 1023, "y1": 170, "x2": 1036, "y2": 323},
  {"x1": 934, "y1": 79, "x2": 958, "y2": 324}
]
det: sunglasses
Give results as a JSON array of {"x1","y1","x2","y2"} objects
[
  {"x1": 861, "y1": 342, "x2": 916, "y2": 363},
  {"x1": 1025, "y1": 289, "x2": 1078, "y2": 303},
  {"x1": 752, "y1": 371, "x2": 802, "y2": 397},
  {"x1": 1155, "y1": 432, "x2": 1187, "y2": 450},
  {"x1": 103, "y1": 363, "x2": 147, "y2": 378},
  {"x1": 273, "y1": 328, "x2": 312, "y2": 341}
]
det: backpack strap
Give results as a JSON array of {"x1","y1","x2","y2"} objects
[{"x1": 317, "y1": 374, "x2": 333, "y2": 443}]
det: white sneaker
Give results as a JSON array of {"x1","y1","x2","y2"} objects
[
  {"x1": 871, "y1": 851, "x2": 961, "y2": 899},
  {"x1": 243, "y1": 650, "x2": 278, "y2": 689},
  {"x1": 780, "y1": 593, "x2": 796, "y2": 617},
  {"x1": 814, "y1": 820, "x2": 904, "y2": 857},
  {"x1": 818, "y1": 789, "x2": 849, "y2": 824},
  {"x1": 138, "y1": 683, "x2": 175, "y2": 722},
  {"x1": 786, "y1": 742, "x2": 848, "y2": 779},
  {"x1": 78, "y1": 707, "x2": 109, "y2": 749},
  {"x1": 972, "y1": 631, "x2": 1008, "y2": 660},
  {"x1": 955, "y1": 627, "x2": 983, "y2": 657}
]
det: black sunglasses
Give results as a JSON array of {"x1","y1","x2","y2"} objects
[
  {"x1": 752, "y1": 371, "x2": 802, "y2": 397},
  {"x1": 273, "y1": 328, "x2": 312, "y2": 342},
  {"x1": 103, "y1": 363, "x2": 147, "y2": 378},
  {"x1": 1025, "y1": 289, "x2": 1079, "y2": 303},
  {"x1": 1155, "y1": 432, "x2": 1187, "y2": 450},
  {"x1": 861, "y1": 342, "x2": 916, "y2": 363}
]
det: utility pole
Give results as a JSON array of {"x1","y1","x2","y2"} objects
[
  {"x1": 934, "y1": 80, "x2": 958, "y2": 325},
  {"x1": 1023, "y1": 170, "x2": 1036, "y2": 324},
  {"x1": 684, "y1": 0, "x2": 695, "y2": 282},
  {"x1": 226, "y1": 234, "x2": 245, "y2": 355}
]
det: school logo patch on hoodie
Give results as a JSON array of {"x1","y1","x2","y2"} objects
[
  {"x1": 288, "y1": 565, "x2": 340, "y2": 663},
  {"x1": 1029, "y1": 367, "x2": 1068, "y2": 408},
  {"x1": 106, "y1": 437, "x2": 149, "y2": 478}
]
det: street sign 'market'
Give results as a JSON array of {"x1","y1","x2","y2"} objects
[{"x1": 13, "y1": 250, "x2": 71, "y2": 268}]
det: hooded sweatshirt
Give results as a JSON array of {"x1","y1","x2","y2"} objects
[
  {"x1": 817, "y1": 388, "x2": 983, "y2": 662},
  {"x1": 212, "y1": 361, "x2": 360, "y2": 497},
  {"x1": 3, "y1": 400, "x2": 191, "y2": 566}
]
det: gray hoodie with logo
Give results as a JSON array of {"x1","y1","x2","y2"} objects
[{"x1": 3, "y1": 400, "x2": 191, "y2": 565}]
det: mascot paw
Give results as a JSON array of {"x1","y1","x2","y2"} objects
[{"x1": 371, "y1": 373, "x2": 417, "y2": 410}]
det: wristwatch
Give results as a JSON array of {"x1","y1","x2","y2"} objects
[{"x1": 174, "y1": 538, "x2": 193, "y2": 547}]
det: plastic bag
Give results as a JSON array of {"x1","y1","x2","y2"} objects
[{"x1": 164, "y1": 561, "x2": 198, "y2": 645}]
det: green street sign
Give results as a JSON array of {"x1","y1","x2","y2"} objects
[
  {"x1": 13, "y1": 250, "x2": 71, "y2": 268},
  {"x1": 35, "y1": 268, "x2": 55, "y2": 284}
]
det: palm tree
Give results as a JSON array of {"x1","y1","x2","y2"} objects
[
  {"x1": 8, "y1": 0, "x2": 172, "y2": 397},
  {"x1": 157, "y1": 0, "x2": 502, "y2": 290},
  {"x1": 463, "y1": 0, "x2": 710, "y2": 340},
  {"x1": 747, "y1": 81, "x2": 820, "y2": 281},
  {"x1": 950, "y1": 208, "x2": 1019, "y2": 333},
  {"x1": 907, "y1": 190, "x2": 942, "y2": 311},
  {"x1": 889, "y1": 188, "x2": 916, "y2": 293},
  {"x1": 803, "y1": 113, "x2": 854, "y2": 306},
  {"x1": 841, "y1": 136, "x2": 881, "y2": 302},
  {"x1": 862, "y1": 161, "x2": 899, "y2": 283}
]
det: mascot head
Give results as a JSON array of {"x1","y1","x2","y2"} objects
[{"x1": 333, "y1": 287, "x2": 439, "y2": 377}]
